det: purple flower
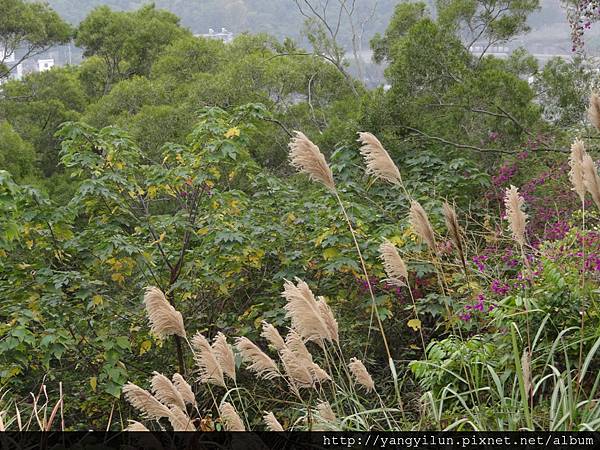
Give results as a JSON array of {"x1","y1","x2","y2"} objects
[
  {"x1": 473, "y1": 255, "x2": 488, "y2": 272},
  {"x1": 490, "y1": 279, "x2": 510, "y2": 296}
]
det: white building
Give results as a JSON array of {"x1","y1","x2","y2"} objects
[
  {"x1": 196, "y1": 28, "x2": 234, "y2": 44},
  {"x1": 37, "y1": 58, "x2": 54, "y2": 72}
]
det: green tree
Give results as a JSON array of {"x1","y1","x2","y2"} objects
[
  {"x1": 0, "y1": 121, "x2": 37, "y2": 181},
  {"x1": 0, "y1": 0, "x2": 72, "y2": 80},
  {"x1": 75, "y1": 4, "x2": 188, "y2": 94},
  {"x1": 0, "y1": 67, "x2": 88, "y2": 177},
  {"x1": 368, "y1": 7, "x2": 541, "y2": 166}
]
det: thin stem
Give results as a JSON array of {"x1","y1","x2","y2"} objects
[
  {"x1": 333, "y1": 191, "x2": 392, "y2": 361},
  {"x1": 333, "y1": 191, "x2": 404, "y2": 416}
]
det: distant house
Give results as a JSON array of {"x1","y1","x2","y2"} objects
[
  {"x1": 196, "y1": 28, "x2": 234, "y2": 44},
  {"x1": 37, "y1": 58, "x2": 55, "y2": 72}
]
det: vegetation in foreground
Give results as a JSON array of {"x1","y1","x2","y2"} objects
[{"x1": 0, "y1": 0, "x2": 599, "y2": 432}]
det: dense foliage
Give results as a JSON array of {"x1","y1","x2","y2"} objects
[{"x1": 0, "y1": 0, "x2": 599, "y2": 431}]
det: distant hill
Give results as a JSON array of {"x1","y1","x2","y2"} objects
[
  {"x1": 44, "y1": 0, "x2": 579, "y2": 51},
  {"x1": 45, "y1": 0, "x2": 397, "y2": 45}
]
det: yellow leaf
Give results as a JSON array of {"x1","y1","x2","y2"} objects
[
  {"x1": 111, "y1": 273, "x2": 125, "y2": 283},
  {"x1": 92, "y1": 295, "x2": 103, "y2": 306},
  {"x1": 314, "y1": 230, "x2": 331, "y2": 247},
  {"x1": 139, "y1": 339, "x2": 152, "y2": 356},
  {"x1": 388, "y1": 235, "x2": 404, "y2": 246},
  {"x1": 26, "y1": 240, "x2": 34, "y2": 249},
  {"x1": 322, "y1": 247, "x2": 339, "y2": 260},
  {"x1": 407, "y1": 319, "x2": 422, "y2": 331},
  {"x1": 89, "y1": 376, "x2": 97, "y2": 392},
  {"x1": 224, "y1": 127, "x2": 241, "y2": 138}
]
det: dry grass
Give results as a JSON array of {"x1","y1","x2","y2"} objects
[
  {"x1": 143, "y1": 287, "x2": 186, "y2": 340},
  {"x1": 191, "y1": 333, "x2": 225, "y2": 388},
  {"x1": 358, "y1": 132, "x2": 403, "y2": 187},
  {"x1": 409, "y1": 200, "x2": 436, "y2": 250},
  {"x1": 348, "y1": 357, "x2": 375, "y2": 393},
  {"x1": 288, "y1": 131, "x2": 335, "y2": 191},
  {"x1": 504, "y1": 185, "x2": 528, "y2": 247},
  {"x1": 219, "y1": 402, "x2": 245, "y2": 431},
  {"x1": 379, "y1": 239, "x2": 408, "y2": 286}
]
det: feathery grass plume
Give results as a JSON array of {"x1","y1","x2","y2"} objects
[
  {"x1": 379, "y1": 239, "x2": 408, "y2": 286},
  {"x1": 279, "y1": 347, "x2": 314, "y2": 388},
  {"x1": 212, "y1": 332, "x2": 236, "y2": 382},
  {"x1": 122, "y1": 382, "x2": 172, "y2": 420},
  {"x1": 357, "y1": 132, "x2": 403, "y2": 186},
  {"x1": 317, "y1": 297, "x2": 339, "y2": 343},
  {"x1": 589, "y1": 92, "x2": 600, "y2": 131},
  {"x1": 285, "y1": 329, "x2": 313, "y2": 363},
  {"x1": 308, "y1": 362, "x2": 331, "y2": 384},
  {"x1": 172, "y1": 373, "x2": 196, "y2": 407},
  {"x1": 125, "y1": 420, "x2": 150, "y2": 431},
  {"x1": 442, "y1": 201, "x2": 467, "y2": 269},
  {"x1": 582, "y1": 153, "x2": 600, "y2": 210},
  {"x1": 150, "y1": 372, "x2": 186, "y2": 411},
  {"x1": 263, "y1": 411, "x2": 284, "y2": 431},
  {"x1": 191, "y1": 333, "x2": 225, "y2": 387},
  {"x1": 219, "y1": 402, "x2": 245, "y2": 431},
  {"x1": 504, "y1": 185, "x2": 528, "y2": 246},
  {"x1": 348, "y1": 357, "x2": 375, "y2": 393},
  {"x1": 316, "y1": 401, "x2": 337, "y2": 423},
  {"x1": 168, "y1": 406, "x2": 195, "y2": 431},
  {"x1": 570, "y1": 138, "x2": 587, "y2": 202},
  {"x1": 235, "y1": 337, "x2": 280, "y2": 380},
  {"x1": 282, "y1": 279, "x2": 333, "y2": 344},
  {"x1": 143, "y1": 287, "x2": 186, "y2": 340},
  {"x1": 409, "y1": 201, "x2": 436, "y2": 250},
  {"x1": 288, "y1": 131, "x2": 335, "y2": 191},
  {"x1": 284, "y1": 329, "x2": 331, "y2": 385},
  {"x1": 261, "y1": 321, "x2": 286, "y2": 351}
]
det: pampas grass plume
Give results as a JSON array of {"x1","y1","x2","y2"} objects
[
  {"x1": 358, "y1": 132, "x2": 403, "y2": 186},
  {"x1": 379, "y1": 239, "x2": 408, "y2": 285},
  {"x1": 125, "y1": 420, "x2": 150, "y2": 431},
  {"x1": 409, "y1": 201, "x2": 436, "y2": 250},
  {"x1": 261, "y1": 321, "x2": 286, "y2": 351},
  {"x1": 288, "y1": 131, "x2": 335, "y2": 191},
  {"x1": 263, "y1": 411, "x2": 284, "y2": 431},
  {"x1": 219, "y1": 402, "x2": 245, "y2": 431},
  {"x1": 235, "y1": 337, "x2": 280, "y2": 380},
  {"x1": 570, "y1": 138, "x2": 587, "y2": 202},
  {"x1": 168, "y1": 406, "x2": 195, "y2": 431},
  {"x1": 348, "y1": 357, "x2": 375, "y2": 393},
  {"x1": 282, "y1": 278, "x2": 334, "y2": 343},
  {"x1": 172, "y1": 373, "x2": 196, "y2": 407},
  {"x1": 582, "y1": 153, "x2": 600, "y2": 210},
  {"x1": 191, "y1": 333, "x2": 225, "y2": 387},
  {"x1": 213, "y1": 332, "x2": 236, "y2": 382},
  {"x1": 143, "y1": 287, "x2": 186, "y2": 340},
  {"x1": 122, "y1": 382, "x2": 172, "y2": 420},
  {"x1": 150, "y1": 372, "x2": 186, "y2": 411},
  {"x1": 279, "y1": 347, "x2": 314, "y2": 388},
  {"x1": 504, "y1": 185, "x2": 528, "y2": 246},
  {"x1": 316, "y1": 401, "x2": 337, "y2": 422},
  {"x1": 442, "y1": 201, "x2": 466, "y2": 268}
]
